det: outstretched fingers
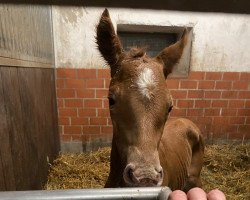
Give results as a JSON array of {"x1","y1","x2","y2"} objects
[
  {"x1": 169, "y1": 190, "x2": 187, "y2": 200},
  {"x1": 207, "y1": 189, "x2": 226, "y2": 200},
  {"x1": 187, "y1": 188, "x2": 207, "y2": 200},
  {"x1": 169, "y1": 188, "x2": 226, "y2": 200}
]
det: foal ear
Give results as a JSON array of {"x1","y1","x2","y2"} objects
[
  {"x1": 96, "y1": 9, "x2": 123, "y2": 77},
  {"x1": 156, "y1": 29, "x2": 188, "y2": 78}
]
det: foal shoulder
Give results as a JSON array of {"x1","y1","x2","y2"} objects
[
  {"x1": 165, "y1": 118, "x2": 199, "y2": 132},
  {"x1": 164, "y1": 118, "x2": 202, "y2": 145}
]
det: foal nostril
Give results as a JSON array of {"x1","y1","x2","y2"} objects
[
  {"x1": 123, "y1": 164, "x2": 139, "y2": 184},
  {"x1": 155, "y1": 167, "x2": 164, "y2": 186},
  {"x1": 156, "y1": 166, "x2": 164, "y2": 179}
]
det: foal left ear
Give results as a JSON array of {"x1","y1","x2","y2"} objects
[
  {"x1": 96, "y1": 9, "x2": 123, "y2": 77},
  {"x1": 156, "y1": 29, "x2": 188, "y2": 78}
]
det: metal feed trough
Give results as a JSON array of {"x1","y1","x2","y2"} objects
[{"x1": 0, "y1": 187, "x2": 172, "y2": 200}]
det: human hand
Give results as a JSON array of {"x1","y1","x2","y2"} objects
[{"x1": 169, "y1": 187, "x2": 226, "y2": 200}]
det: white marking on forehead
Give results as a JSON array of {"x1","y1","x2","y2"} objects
[{"x1": 137, "y1": 67, "x2": 156, "y2": 99}]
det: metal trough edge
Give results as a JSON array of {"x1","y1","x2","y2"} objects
[{"x1": 0, "y1": 187, "x2": 172, "y2": 200}]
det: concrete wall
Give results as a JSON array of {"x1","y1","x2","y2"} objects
[{"x1": 52, "y1": 6, "x2": 250, "y2": 72}]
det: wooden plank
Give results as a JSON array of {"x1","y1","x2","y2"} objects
[
  {"x1": 1, "y1": 67, "x2": 30, "y2": 190},
  {"x1": 0, "y1": 66, "x2": 60, "y2": 190},
  {"x1": 0, "y1": 70, "x2": 7, "y2": 191},
  {"x1": 34, "y1": 68, "x2": 60, "y2": 187},
  {"x1": 42, "y1": 69, "x2": 58, "y2": 159},
  {"x1": 35, "y1": 69, "x2": 60, "y2": 188},
  {"x1": 18, "y1": 67, "x2": 43, "y2": 189},
  {"x1": 18, "y1": 68, "x2": 60, "y2": 189},
  {"x1": 0, "y1": 4, "x2": 57, "y2": 189},
  {"x1": 0, "y1": 67, "x2": 16, "y2": 191},
  {"x1": 0, "y1": 56, "x2": 53, "y2": 69},
  {"x1": 33, "y1": 68, "x2": 49, "y2": 188},
  {"x1": 0, "y1": 5, "x2": 54, "y2": 67},
  {"x1": 0, "y1": 153, "x2": 6, "y2": 190},
  {"x1": 50, "y1": 69, "x2": 61, "y2": 159}
]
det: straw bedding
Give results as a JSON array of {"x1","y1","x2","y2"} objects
[{"x1": 45, "y1": 143, "x2": 250, "y2": 200}]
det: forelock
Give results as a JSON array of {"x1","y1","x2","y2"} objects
[{"x1": 128, "y1": 47, "x2": 146, "y2": 58}]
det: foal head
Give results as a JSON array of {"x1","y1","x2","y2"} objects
[{"x1": 96, "y1": 9, "x2": 188, "y2": 187}]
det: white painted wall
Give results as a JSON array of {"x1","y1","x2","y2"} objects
[{"x1": 52, "y1": 6, "x2": 250, "y2": 72}]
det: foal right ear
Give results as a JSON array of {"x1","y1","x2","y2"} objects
[
  {"x1": 96, "y1": 9, "x2": 123, "y2": 77},
  {"x1": 156, "y1": 28, "x2": 188, "y2": 78}
]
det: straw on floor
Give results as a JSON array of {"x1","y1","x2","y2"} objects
[{"x1": 45, "y1": 143, "x2": 250, "y2": 200}]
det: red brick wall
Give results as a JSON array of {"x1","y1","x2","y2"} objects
[
  {"x1": 56, "y1": 69, "x2": 250, "y2": 142},
  {"x1": 56, "y1": 68, "x2": 112, "y2": 143},
  {"x1": 167, "y1": 72, "x2": 250, "y2": 139}
]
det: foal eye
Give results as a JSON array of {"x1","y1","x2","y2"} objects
[
  {"x1": 108, "y1": 96, "x2": 116, "y2": 108},
  {"x1": 168, "y1": 105, "x2": 173, "y2": 113}
]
